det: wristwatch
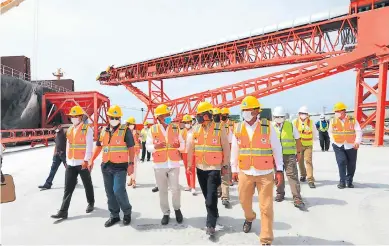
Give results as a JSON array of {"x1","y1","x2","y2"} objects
[{"x1": 129, "y1": 161, "x2": 134, "y2": 165}]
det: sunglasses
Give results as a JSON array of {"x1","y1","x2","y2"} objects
[
  {"x1": 109, "y1": 117, "x2": 120, "y2": 120},
  {"x1": 273, "y1": 116, "x2": 284, "y2": 119}
]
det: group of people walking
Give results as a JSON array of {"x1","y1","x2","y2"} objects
[{"x1": 37, "y1": 97, "x2": 362, "y2": 245}]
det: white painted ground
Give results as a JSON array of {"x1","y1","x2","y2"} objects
[{"x1": 1, "y1": 141, "x2": 389, "y2": 245}]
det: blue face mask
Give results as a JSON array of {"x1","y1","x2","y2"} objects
[{"x1": 164, "y1": 116, "x2": 172, "y2": 125}]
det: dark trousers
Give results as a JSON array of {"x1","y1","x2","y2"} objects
[
  {"x1": 141, "y1": 141, "x2": 150, "y2": 161},
  {"x1": 332, "y1": 144, "x2": 357, "y2": 184},
  {"x1": 60, "y1": 165, "x2": 94, "y2": 212},
  {"x1": 319, "y1": 131, "x2": 330, "y2": 151},
  {"x1": 196, "y1": 168, "x2": 221, "y2": 228},
  {"x1": 101, "y1": 165, "x2": 132, "y2": 219},
  {"x1": 45, "y1": 152, "x2": 67, "y2": 187}
]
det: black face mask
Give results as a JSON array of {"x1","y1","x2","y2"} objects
[
  {"x1": 196, "y1": 115, "x2": 205, "y2": 124},
  {"x1": 221, "y1": 116, "x2": 228, "y2": 121},
  {"x1": 213, "y1": 115, "x2": 221, "y2": 123}
]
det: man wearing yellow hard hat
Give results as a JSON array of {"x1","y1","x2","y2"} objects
[
  {"x1": 51, "y1": 105, "x2": 95, "y2": 220},
  {"x1": 213, "y1": 108, "x2": 231, "y2": 208},
  {"x1": 187, "y1": 101, "x2": 230, "y2": 237},
  {"x1": 90, "y1": 105, "x2": 136, "y2": 227},
  {"x1": 146, "y1": 104, "x2": 185, "y2": 225},
  {"x1": 328, "y1": 102, "x2": 362, "y2": 189},
  {"x1": 231, "y1": 96, "x2": 284, "y2": 245},
  {"x1": 180, "y1": 114, "x2": 196, "y2": 195},
  {"x1": 126, "y1": 117, "x2": 141, "y2": 188}
]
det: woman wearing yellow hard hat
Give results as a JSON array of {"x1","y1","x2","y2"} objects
[
  {"x1": 126, "y1": 117, "x2": 141, "y2": 188},
  {"x1": 328, "y1": 102, "x2": 362, "y2": 189},
  {"x1": 146, "y1": 104, "x2": 185, "y2": 225},
  {"x1": 231, "y1": 95, "x2": 284, "y2": 245}
]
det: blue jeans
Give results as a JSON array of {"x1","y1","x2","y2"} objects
[
  {"x1": 332, "y1": 144, "x2": 358, "y2": 184},
  {"x1": 101, "y1": 164, "x2": 132, "y2": 218},
  {"x1": 45, "y1": 152, "x2": 67, "y2": 187}
]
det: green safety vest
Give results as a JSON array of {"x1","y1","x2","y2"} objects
[
  {"x1": 274, "y1": 121, "x2": 296, "y2": 155},
  {"x1": 319, "y1": 121, "x2": 329, "y2": 132}
]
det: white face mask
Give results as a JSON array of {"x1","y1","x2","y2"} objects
[
  {"x1": 110, "y1": 120, "x2": 120, "y2": 127},
  {"x1": 299, "y1": 114, "x2": 308, "y2": 120},
  {"x1": 185, "y1": 124, "x2": 191, "y2": 129},
  {"x1": 335, "y1": 112, "x2": 342, "y2": 118},
  {"x1": 242, "y1": 111, "x2": 254, "y2": 122},
  {"x1": 275, "y1": 118, "x2": 285, "y2": 124},
  {"x1": 71, "y1": 118, "x2": 80, "y2": 126},
  {"x1": 55, "y1": 129, "x2": 60, "y2": 133},
  {"x1": 129, "y1": 125, "x2": 135, "y2": 130}
]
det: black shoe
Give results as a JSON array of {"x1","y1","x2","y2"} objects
[
  {"x1": 206, "y1": 227, "x2": 216, "y2": 236},
  {"x1": 293, "y1": 199, "x2": 305, "y2": 209},
  {"x1": 104, "y1": 217, "x2": 120, "y2": 227},
  {"x1": 300, "y1": 176, "x2": 306, "y2": 182},
  {"x1": 38, "y1": 184, "x2": 51, "y2": 190},
  {"x1": 51, "y1": 211, "x2": 68, "y2": 219},
  {"x1": 175, "y1": 209, "x2": 183, "y2": 223},
  {"x1": 308, "y1": 182, "x2": 316, "y2": 189},
  {"x1": 347, "y1": 183, "x2": 354, "y2": 188},
  {"x1": 275, "y1": 194, "x2": 284, "y2": 202},
  {"x1": 123, "y1": 214, "x2": 131, "y2": 225},
  {"x1": 152, "y1": 187, "x2": 159, "y2": 192},
  {"x1": 337, "y1": 182, "x2": 346, "y2": 189},
  {"x1": 321, "y1": 149, "x2": 324, "y2": 152},
  {"x1": 222, "y1": 199, "x2": 230, "y2": 208},
  {"x1": 243, "y1": 220, "x2": 252, "y2": 233},
  {"x1": 86, "y1": 204, "x2": 94, "y2": 213},
  {"x1": 161, "y1": 215, "x2": 170, "y2": 225},
  {"x1": 147, "y1": 159, "x2": 150, "y2": 162}
]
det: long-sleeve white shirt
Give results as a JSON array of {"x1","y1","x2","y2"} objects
[
  {"x1": 328, "y1": 118, "x2": 362, "y2": 150},
  {"x1": 146, "y1": 124, "x2": 185, "y2": 169},
  {"x1": 231, "y1": 120, "x2": 284, "y2": 176},
  {"x1": 66, "y1": 124, "x2": 94, "y2": 166}
]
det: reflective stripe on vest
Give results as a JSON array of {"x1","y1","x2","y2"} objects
[
  {"x1": 274, "y1": 121, "x2": 296, "y2": 155},
  {"x1": 67, "y1": 124, "x2": 88, "y2": 160},
  {"x1": 294, "y1": 118, "x2": 313, "y2": 147},
  {"x1": 150, "y1": 124, "x2": 181, "y2": 164},
  {"x1": 330, "y1": 116, "x2": 356, "y2": 144},
  {"x1": 193, "y1": 122, "x2": 223, "y2": 166},
  {"x1": 319, "y1": 121, "x2": 329, "y2": 132},
  {"x1": 234, "y1": 119, "x2": 274, "y2": 171},
  {"x1": 101, "y1": 124, "x2": 129, "y2": 164}
]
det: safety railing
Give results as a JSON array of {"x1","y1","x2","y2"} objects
[
  {"x1": 0, "y1": 64, "x2": 71, "y2": 92},
  {"x1": 0, "y1": 128, "x2": 56, "y2": 147}
]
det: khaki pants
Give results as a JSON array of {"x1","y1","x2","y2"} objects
[
  {"x1": 298, "y1": 145, "x2": 315, "y2": 183},
  {"x1": 218, "y1": 167, "x2": 230, "y2": 200},
  {"x1": 154, "y1": 168, "x2": 181, "y2": 215},
  {"x1": 276, "y1": 154, "x2": 302, "y2": 200},
  {"x1": 238, "y1": 172, "x2": 274, "y2": 245}
]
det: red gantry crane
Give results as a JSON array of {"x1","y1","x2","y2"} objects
[{"x1": 98, "y1": 0, "x2": 389, "y2": 146}]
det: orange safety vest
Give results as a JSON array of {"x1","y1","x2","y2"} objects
[
  {"x1": 67, "y1": 124, "x2": 89, "y2": 160},
  {"x1": 150, "y1": 124, "x2": 181, "y2": 164},
  {"x1": 234, "y1": 119, "x2": 274, "y2": 171},
  {"x1": 331, "y1": 116, "x2": 356, "y2": 144},
  {"x1": 193, "y1": 122, "x2": 223, "y2": 166},
  {"x1": 132, "y1": 129, "x2": 141, "y2": 154},
  {"x1": 180, "y1": 128, "x2": 189, "y2": 153},
  {"x1": 100, "y1": 124, "x2": 129, "y2": 164}
]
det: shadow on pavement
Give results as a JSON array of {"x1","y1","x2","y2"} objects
[
  {"x1": 316, "y1": 180, "x2": 389, "y2": 189},
  {"x1": 304, "y1": 197, "x2": 347, "y2": 208},
  {"x1": 126, "y1": 183, "x2": 156, "y2": 189},
  {"x1": 131, "y1": 215, "x2": 291, "y2": 242},
  {"x1": 274, "y1": 235, "x2": 354, "y2": 245}
]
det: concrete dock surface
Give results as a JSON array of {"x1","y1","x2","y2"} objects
[{"x1": 1, "y1": 141, "x2": 389, "y2": 245}]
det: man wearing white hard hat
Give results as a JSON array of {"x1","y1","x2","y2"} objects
[
  {"x1": 292, "y1": 106, "x2": 318, "y2": 189},
  {"x1": 272, "y1": 106, "x2": 305, "y2": 209},
  {"x1": 315, "y1": 114, "x2": 330, "y2": 152}
]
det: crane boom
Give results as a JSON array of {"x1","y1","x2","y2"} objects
[{"x1": 1, "y1": 0, "x2": 26, "y2": 14}]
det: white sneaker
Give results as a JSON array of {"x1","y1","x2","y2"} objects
[
  {"x1": 191, "y1": 189, "x2": 196, "y2": 195},
  {"x1": 184, "y1": 187, "x2": 191, "y2": 191}
]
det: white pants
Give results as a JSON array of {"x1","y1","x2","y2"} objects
[{"x1": 154, "y1": 167, "x2": 181, "y2": 215}]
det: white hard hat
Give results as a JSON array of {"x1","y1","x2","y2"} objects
[
  {"x1": 273, "y1": 106, "x2": 286, "y2": 117},
  {"x1": 298, "y1": 106, "x2": 309, "y2": 114},
  {"x1": 320, "y1": 114, "x2": 325, "y2": 119}
]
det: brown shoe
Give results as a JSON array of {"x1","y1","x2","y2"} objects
[
  {"x1": 275, "y1": 194, "x2": 284, "y2": 202},
  {"x1": 243, "y1": 220, "x2": 252, "y2": 233},
  {"x1": 127, "y1": 178, "x2": 133, "y2": 186},
  {"x1": 293, "y1": 198, "x2": 305, "y2": 209}
]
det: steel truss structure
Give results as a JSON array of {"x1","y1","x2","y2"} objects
[
  {"x1": 0, "y1": 128, "x2": 56, "y2": 147},
  {"x1": 99, "y1": 1, "x2": 389, "y2": 146},
  {"x1": 41, "y1": 91, "x2": 110, "y2": 140}
]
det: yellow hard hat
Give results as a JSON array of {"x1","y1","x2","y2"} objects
[
  {"x1": 182, "y1": 114, "x2": 192, "y2": 122},
  {"x1": 154, "y1": 104, "x2": 170, "y2": 117},
  {"x1": 221, "y1": 107, "x2": 230, "y2": 115},
  {"x1": 126, "y1": 117, "x2": 136, "y2": 124},
  {"x1": 197, "y1": 101, "x2": 213, "y2": 114},
  {"x1": 107, "y1": 105, "x2": 123, "y2": 117},
  {"x1": 212, "y1": 108, "x2": 221, "y2": 115},
  {"x1": 333, "y1": 102, "x2": 347, "y2": 112},
  {"x1": 144, "y1": 121, "x2": 150, "y2": 126},
  {"x1": 68, "y1": 105, "x2": 84, "y2": 116},
  {"x1": 241, "y1": 96, "x2": 261, "y2": 110}
]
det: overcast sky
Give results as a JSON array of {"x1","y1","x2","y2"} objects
[{"x1": 1, "y1": 0, "x2": 384, "y2": 122}]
